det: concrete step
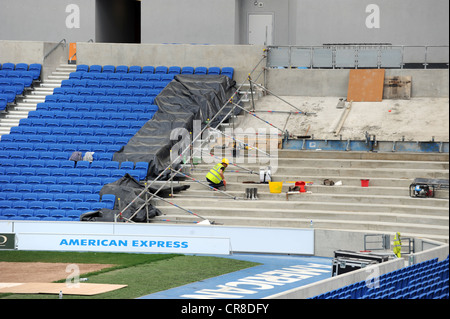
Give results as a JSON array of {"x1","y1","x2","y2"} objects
[
  {"x1": 224, "y1": 149, "x2": 450, "y2": 162},
  {"x1": 185, "y1": 170, "x2": 440, "y2": 188},
  {"x1": 167, "y1": 189, "x2": 450, "y2": 208},
  {"x1": 0, "y1": 128, "x2": 11, "y2": 135},
  {"x1": 2, "y1": 112, "x2": 29, "y2": 120},
  {"x1": 39, "y1": 82, "x2": 62, "y2": 88},
  {"x1": 190, "y1": 165, "x2": 448, "y2": 179},
  {"x1": 180, "y1": 180, "x2": 449, "y2": 198},
  {"x1": 154, "y1": 197, "x2": 448, "y2": 216},
  {"x1": 151, "y1": 209, "x2": 448, "y2": 239},
  {"x1": 13, "y1": 104, "x2": 37, "y2": 112},
  {"x1": 153, "y1": 204, "x2": 448, "y2": 227}
]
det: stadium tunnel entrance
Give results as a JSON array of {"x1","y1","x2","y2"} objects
[{"x1": 95, "y1": 0, "x2": 141, "y2": 44}]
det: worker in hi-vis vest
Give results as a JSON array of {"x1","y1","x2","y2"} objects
[
  {"x1": 393, "y1": 232, "x2": 402, "y2": 258},
  {"x1": 206, "y1": 158, "x2": 229, "y2": 190}
]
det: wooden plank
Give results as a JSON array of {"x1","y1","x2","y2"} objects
[
  {"x1": 0, "y1": 282, "x2": 127, "y2": 295},
  {"x1": 383, "y1": 75, "x2": 412, "y2": 100},
  {"x1": 347, "y1": 69, "x2": 385, "y2": 102}
]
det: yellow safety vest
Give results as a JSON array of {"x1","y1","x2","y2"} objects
[
  {"x1": 206, "y1": 163, "x2": 225, "y2": 184},
  {"x1": 393, "y1": 233, "x2": 402, "y2": 258}
]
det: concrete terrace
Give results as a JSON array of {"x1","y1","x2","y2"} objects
[{"x1": 151, "y1": 90, "x2": 449, "y2": 244}]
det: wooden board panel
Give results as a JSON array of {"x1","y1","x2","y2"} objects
[
  {"x1": 383, "y1": 76, "x2": 412, "y2": 100},
  {"x1": 0, "y1": 282, "x2": 127, "y2": 295},
  {"x1": 347, "y1": 69, "x2": 385, "y2": 102}
]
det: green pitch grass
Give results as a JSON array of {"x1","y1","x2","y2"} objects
[{"x1": 0, "y1": 251, "x2": 259, "y2": 299}]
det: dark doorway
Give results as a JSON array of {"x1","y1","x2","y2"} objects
[{"x1": 96, "y1": 0, "x2": 141, "y2": 43}]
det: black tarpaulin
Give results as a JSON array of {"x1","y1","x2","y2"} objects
[
  {"x1": 80, "y1": 173, "x2": 190, "y2": 222},
  {"x1": 112, "y1": 74, "x2": 236, "y2": 179}
]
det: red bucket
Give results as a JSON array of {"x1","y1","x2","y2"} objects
[
  {"x1": 361, "y1": 179, "x2": 370, "y2": 187},
  {"x1": 295, "y1": 181, "x2": 306, "y2": 192}
]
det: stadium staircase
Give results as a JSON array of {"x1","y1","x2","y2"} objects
[
  {"x1": 0, "y1": 64, "x2": 75, "y2": 136},
  {"x1": 152, "y1": 146, "x2": 449, "y2": 243}
]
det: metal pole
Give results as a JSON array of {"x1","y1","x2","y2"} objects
[
  {"x1": 248, "y1": 80, "x2": 309, "y2": 115},
  {"x1": 116, "y1": 54, "x2": 268, "y2": 221},
  {"x1": 230, "y1": 101, "x2": 287, "y2": 135}
]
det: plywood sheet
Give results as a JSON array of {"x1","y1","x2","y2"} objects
[
  {"x1": 0, "y1": 282, "x2": 127, "y2": 295},
  {"x1": 383, "y1": 76, "x2": 412, "y2": 100},
  {"x1": 347, "y1": 69, "x2": 385, "y2": 102}
]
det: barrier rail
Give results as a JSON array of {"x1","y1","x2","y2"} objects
[{"x1": 267, "y1": 45, "x2": 449, "y2": 69}]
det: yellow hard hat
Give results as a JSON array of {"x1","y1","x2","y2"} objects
[{"x1": 222, "y1": 158, "x2": 229, "y2": 165}]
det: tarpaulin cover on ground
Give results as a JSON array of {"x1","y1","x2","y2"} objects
[
  {"x1": 112, "y1": 74, "x2": 237, "y2": 179},
  {"x1": 80, "y1": 173, "x2": 190, "y2": 222}
]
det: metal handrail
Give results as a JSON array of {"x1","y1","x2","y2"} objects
[
  {"x1": 44, "y1": 39, "x2": 67, "y2": 60},
  {"x1": 267, "y1": 45, "x2": 449, "y2": 69}
]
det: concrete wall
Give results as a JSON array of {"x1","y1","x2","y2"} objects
[
  {"x1": 0, "y1": 0, "x2": 95, "y2": 43},
  {"x1": 141, "y1": 0, "x2": 239, "y2": 44},
  {"x1": 1, "y1": 0, "x2": 448, "y2": 47},
  {"x1": 76, "y1": 42, "x2": 266, "y2": 85},
  {"x1": 266, "y1": 68, "x2": 450, "y2": 97},
  {"x1": 0, "y1": 40, "x2": 68, "y2": 80},
  {"x1": 294, "y1": 0, "x2": 449, "y2": 46}
]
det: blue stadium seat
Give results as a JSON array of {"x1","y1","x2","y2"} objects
[
  {"x1": 168, "y1": 66, "x2": 181, "y2": 74},
  {"x1": 194, "y1": 66, "x2": 207, "y2": 75},
  {"x1": 181, "y1": 66, "x2": 194, "y2": 74},
  {"x1": 208, "y1": 67, "x2": 221, "y2": 75},
  {"x1": 155, "y1": 66, "x2": 168, "y2": 74},
  {"x1": 29, "y1": 62, "x2": 51, "y2": 80},
  {"x1": 221, "y1": 67, "x2": 234, "y2": 79},
  {"x1": 142, "y1": 66, "x2": 155, "y2": 74}
]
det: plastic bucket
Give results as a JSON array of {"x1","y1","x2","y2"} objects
[
  {"x1": 269, "y1": 181, "x2": 283, "y2": 193},
  {"x1": 361, "y1": 179, "x2": 370, "y2": 187},
  {"x1": 295, "y1": 181, "x2": 306, "y2": 193}
]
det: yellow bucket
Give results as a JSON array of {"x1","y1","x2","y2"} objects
[{"x1": 269, "y1": 181, "x2": 283, "y2": 193}]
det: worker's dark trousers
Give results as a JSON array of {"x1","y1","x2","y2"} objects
[{"x1": 206, "y1": 178, "x2": 224, "y2": 189}]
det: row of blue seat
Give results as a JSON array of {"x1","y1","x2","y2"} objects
[
  {"x1": 311, "y1": 257, "x2": 449, "y2": 299},
  {"x1": 68, "y1": 73, "x2": 177, "y2": 82},
  {"x1": 45, "y1": 92, "x2": 160, "y2": 105},
  {"x1": 0, "y1": 71, "x2": 35, "y2": 86},
  {"x1": 0, "y1": 79, "x2": 29, "y2": 93},
  {"x1": 0, "y1": 63, "x2": 42, "y2": 79},
  {"x1": 1, "y1": 192, "x2": 103, "y2": 203},
  {"x1": 0, "y1": 208, "x2": 104, "y2": 221},
  {"x1": 18, "y1": 118, "x2": 146, "y2": 129},
  {"x1": 0, "y1": 167, "x2": 145, "y2": 179},
  {"x1": 0, "y1": 159, "x2": 147, "y2": 170},
  {"x1": 0, "y1": 200, "x2": 113, "y2": 215},
  {"x1": 0, "y1": 142, "x2": 123, "y2": 153},
  {"x1": 75, "y1": 64, "x2": 233, "y2": 77},
  {"x1": 36, "y1": 102, "x2": 157, "y2": 114},
  {"x1": 9, "y1": 125, "x2": 139, "y2": 137},
  {"x1": 58, "y1": 81, "x2": 169, "y2": 92},
  {"x1": 0, "y1": 151, "x2": 114, "y2": 162},
  {"x1": 1, "y1": 192, "x2": 114, "y2": 204},
  {"x1": 0, "y1": 175, "x2": 122, "y2": 187},
  {"x1": 2, "y1": 134, "x2": 130, "y2": 146},
  {"x1": 48, "y1": 87, "x2": 163, "y2": 99},
  {"x1": 0, "y1": 183, "x2": 108, "y2": 195},
  {"x1": 28, "y1": 110, "x2": 154, "y2": 121}
]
